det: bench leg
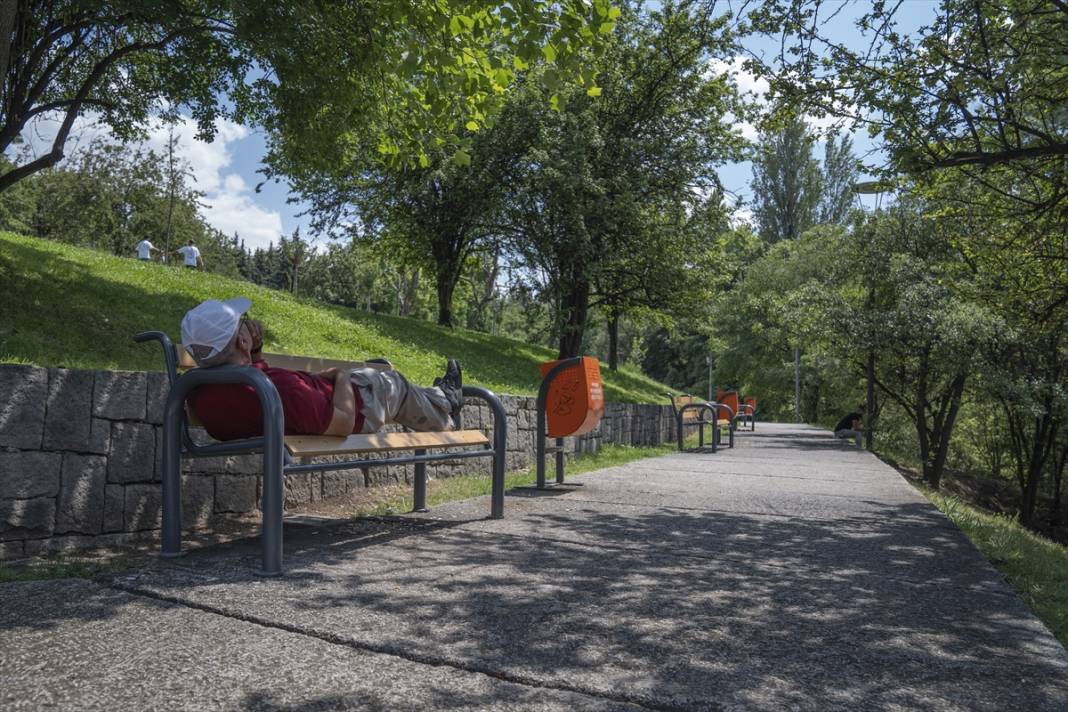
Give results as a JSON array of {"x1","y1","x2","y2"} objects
[
  {"x1": 413, "y1": 450, "x2": 428, "y2": 512},
  {"x1": 555, "y1": 437, "x2": 565, "y2": 484},
  {"x1": 258, "y1": 436, "x2": 285, "y2": 577},
  {"x1": 488, "y1": 393, "x2": 506, "y2": 519},
  {"x1": 160, "y1": 413, "x2": 183, "y2": 559}
]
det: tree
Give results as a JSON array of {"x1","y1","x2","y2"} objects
[
  {"x1": 2, "y1": 0, "x2": 610, "y2": 192},
  {"x1": 747, "y1": 0, "x2": 1068, "y2": 174},
  {"x1": 842, "y1": 204, "x2": 998, "y2": 488},
  {"x1": 749, "y1": 116, "x2": 821, "y2": 244},
  {"x1": 817, "y1": 132, "x2": 859, "y2": 225},
  {"x1": 505, "y1": 1, "x2": 746, "y2": 357},
  {"x1": 292, "y1": 101, "x2": 536, "y2": 327}
]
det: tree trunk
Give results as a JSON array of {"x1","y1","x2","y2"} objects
[
  {"x1": 607, "y1": 309, "x2": 620, "y2": 371},
  {"x1": 436, "y1": 273, "x2": 457, "y2": 327},
  {"x1": 1052, "y1": 439, "x2": 1067, "y2": 526},
  {"x1": 1020, "y1": 415, "x2": 1058, "y2": 526},
  {"x1": 557, "y1": 278, "x2": 590, "y2": 359},
  {"x1": 432, "y1": 232, "x2": 464, "y2": 327},
  {"x1": 926, "y1": 373, "x2": 966, "y2": 490},
  {"x1": 398, "y1": 268, "x2": 419, "y2": 317}
]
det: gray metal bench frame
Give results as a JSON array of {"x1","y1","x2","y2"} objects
[
  {"x1": 736, "y1": 402, "x2": 756, "y2": 431},
  {"x1": 665, "y1": 393, "x2": 735, "y2": 452},
  {"x1": 136, "y1": 330, "x2": 507, "y2": 576}
]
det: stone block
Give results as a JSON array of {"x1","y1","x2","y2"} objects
[
  {"x1": 0, "y1": 451, "x2": 62, "y2": 498},
  {"x1": 216, "y1": 475, "x2": 258, "y2": 513},
  {"x1": 103, "y1": 484, "x2": 125, "y2": 533},
  {"x1": 284, "y1": 472, "x2": 315, "y2": 507},
  {"x1": 145, "y1": 371, "x2": 170, "y2": 425},
  {"x1": 0, "y1": 540, "x2": 25, "y2": 559},
  {"x1": 86, "y1": 418, "x2": 111, "y2": 454},
  {"x1": 124, "y1": 476, "x2": 213, "y2": 532},
  {"x1": 0, "y1": 364, "x2": 48, "y2": 449},
  {"x1": 108, "y1": 422, "x2": 157, "y2": 483},
  {"x1": 124, "y1": 484, "x2": 161, "y2": 532},
  {"x1": 365, "y1": 464, "x2": 405, "y2": 488},
  {"x1": 322, "y1": 470, "x2": 363, "y2": 500},
  {"x1": 24, "y1": 534, "x2": 96, "y2": 557},
  {"x1": 0, "y1": 497, "x2": 56, "y2": 540},
  {"x1": 182, "y1": 475, "x2": 214, "y2": 529},
  {"x1": 55, "y1": 454, "x2": 107, "y2": 535},
  {"x1": 42, "y1": 369, "x2": 96, "y2": 451},
  {"x1": 93, "y1": 371, "x2": 147, "y2": 421}
]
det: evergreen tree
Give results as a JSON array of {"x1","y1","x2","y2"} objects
[{"x1": 750, "y1": 117, "x2": 821, "y2": 244}]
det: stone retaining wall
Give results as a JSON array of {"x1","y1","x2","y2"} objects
[{"x1": 0, "y1": 364, "x2": 679, "y2": 559}]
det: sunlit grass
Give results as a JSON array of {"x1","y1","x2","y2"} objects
[
  {"x1": 923, "y1": 489, "x2": 1068, "y2": 648},
  {"x1": 0, "y1": 232, "x2": 673, "y2": 403}
]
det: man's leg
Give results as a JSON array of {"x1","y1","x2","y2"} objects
[{"x1": 350, "y1": 367, "x2": 454, "y2": 432}]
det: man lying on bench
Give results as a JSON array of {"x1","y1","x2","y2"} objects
[{"x1": 180, "y1": 297, "x2": 463, "y2": 440}]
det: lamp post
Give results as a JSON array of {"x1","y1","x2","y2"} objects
[
  {"x1": 794, "y1": 347, "x2": 801, "y2": 423},
  {"x1": 706, "y1": 353, "x2": 714, "y2": 402}
]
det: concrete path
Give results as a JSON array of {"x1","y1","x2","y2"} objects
[{"x1": 3, "y1": 423, "x2": 1067, "y2": 711}]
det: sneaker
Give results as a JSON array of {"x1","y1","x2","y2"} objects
[{"x1": 433, "y1": 359, "x2": 463, "y2": 428}]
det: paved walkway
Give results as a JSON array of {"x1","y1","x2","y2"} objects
[{"x1": 3, "y1": 423, "x2": 1068, "y2": 711}]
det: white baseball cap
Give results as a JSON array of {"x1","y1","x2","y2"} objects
[{"x1": 181, "y1": 297, "x2": 252, "y2": 365}]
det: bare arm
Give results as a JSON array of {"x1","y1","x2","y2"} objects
[{"x1": 322, "y1": 369, "x2": 356, "y2": 436}]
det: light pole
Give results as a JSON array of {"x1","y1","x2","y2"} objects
[
  {"x1": 794, "y1": 347, "x2": 801, "y2": 423},
  {"x1": 706, "y1": 353, "x2": 714, "y2": 402}
]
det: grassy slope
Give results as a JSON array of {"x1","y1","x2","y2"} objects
[{"x1": 0, "y1": 232, "x2": 671, "y2": 403}]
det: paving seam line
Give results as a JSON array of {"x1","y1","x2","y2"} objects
[
  {"x1": 107, "y1": 581, "x2": 707, "y2": 712},
  {"x1": 420, "y1": 523, "x2": 1020, "y2": 600}
]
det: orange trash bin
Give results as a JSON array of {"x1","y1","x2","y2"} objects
[
  {"x1": 539, "y1": 357, "x2": 605, "y2": 437},
  {"x1": 716, "y1": 389, "x2": 740, "y2": 419}
]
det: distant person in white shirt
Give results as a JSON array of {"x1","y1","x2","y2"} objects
[
  {"x1": 136, "y1": 238, "x2": 159, "y2": 261},
  {"x1": 174, "y1": 240, "x2": 203, "y2": 269}
]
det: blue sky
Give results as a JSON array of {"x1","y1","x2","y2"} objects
[{"x1": 17, "y1": 1, "x2": 940, "y2": 250}]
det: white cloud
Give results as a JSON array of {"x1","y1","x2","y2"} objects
[
  {"x1": 14, "y1": 111, "x2": 283, "y2": 250},
  {"x1": 201, "y1": 188, "x2": 283, "y2": 248},
  {"x1": 707, "y1": 55, "x2": 860, "y2": 140},
  {"x1": 731, "y1": 206, "x2": 755, "y2": 229},
  {"x1": 707, "y1": 56, "x2": 770, "y2": 98}
]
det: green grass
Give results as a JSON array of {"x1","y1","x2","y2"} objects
[
  {"x1": 350, "y1": 441, "x2": 685, "y2": 517},
  {"x1": 0, "y1": 232, "x2": 673, "y2": 403},
  {"x1": 923, "y1": 489, "x2": 1068, "y2": 647}
]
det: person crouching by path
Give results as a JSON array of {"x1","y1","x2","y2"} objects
[
  {"x1": 833, "y1": 408, "x2": 866, "y2": 450},
  {"x1": 180, "y1": 297, "x2": 463, "y2": 441}
]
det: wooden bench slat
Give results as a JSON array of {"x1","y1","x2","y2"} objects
[{"x1": 285, "y1": 430, "x2": 489, "y2": 457}]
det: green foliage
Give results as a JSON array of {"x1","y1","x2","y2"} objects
[
  {"x1": 502, "y1": 1, "x2": 746, "y2": 356},
  {"x1": 2, "y1": 1, "x2": 611, "y2": 192},
  {"x1": 0, "y1": 231, "x2": 672, "y2": 403},
  {"x1": 749, "y1": 117, "x2": 821, "y2": 244},
  {"x1": 1, "y1": 138, "x2": 245, "y2": 275}
]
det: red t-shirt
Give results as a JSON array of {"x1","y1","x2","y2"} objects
[{"x1": 188, "y1": 360, "x2": 364, "y2": 441}]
